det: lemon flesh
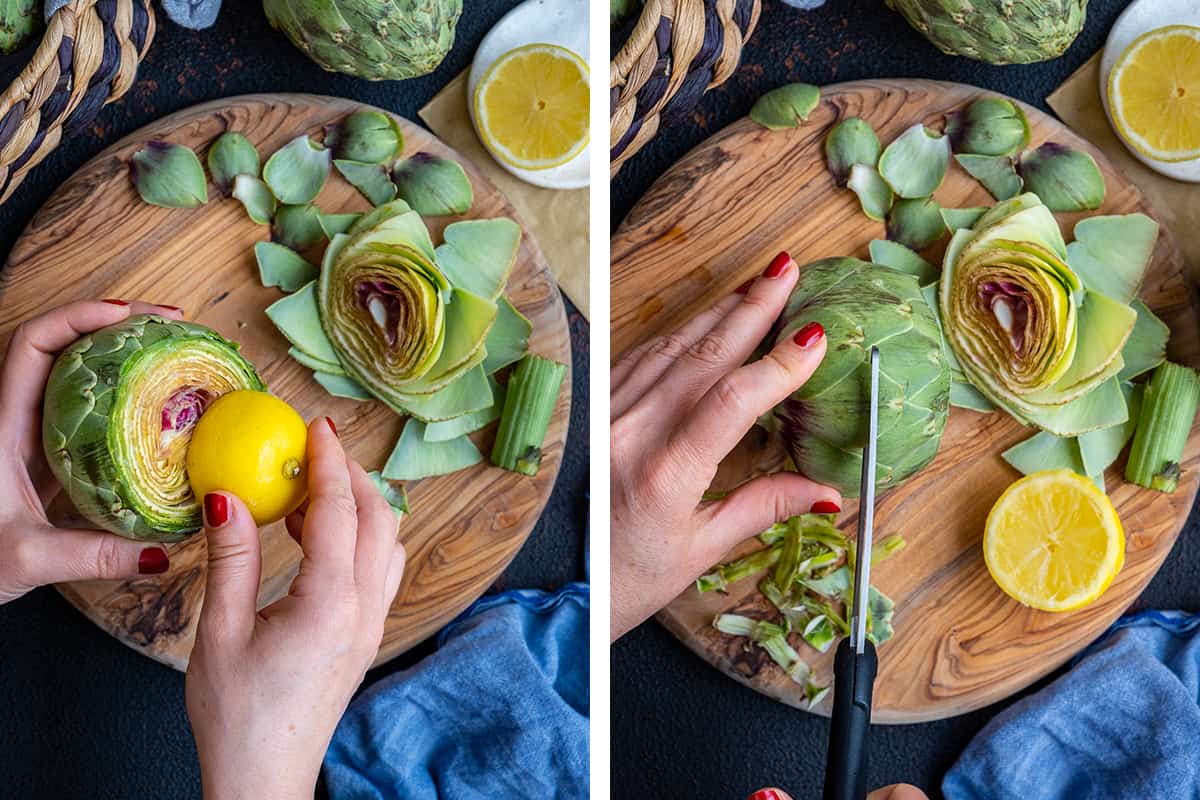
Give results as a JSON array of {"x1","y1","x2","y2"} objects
[
  {"x1": 475, "y1": 43, "x2": 589, "y2": 171},
  {"x1": 984, "y1": 469, "x2": 1125, "y2": 612},
  {"x1": 186, "y1": 390, "x2": 309, "y2": 526},
  {"x1": 1108, "y1": 25, "x2": 1200, "y2": 163}
]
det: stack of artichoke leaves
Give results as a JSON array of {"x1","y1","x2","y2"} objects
[{"x1": 939, "y1": 192, "x2": 1168, "y2": 482}]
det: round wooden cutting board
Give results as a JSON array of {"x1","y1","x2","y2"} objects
[
  {"x1": 611, "y1": 79, "x2": 1200, "y2": 723},
  {"x1": 0, "y1": 94, "x2": 572, "y2": 671}
]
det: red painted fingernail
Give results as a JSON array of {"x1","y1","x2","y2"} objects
[
  {"x1": 138, "y1": 547, "x2": 169, "y2": 574},
  {"x1": 763, "y1": 251, "x2": 792, "y2": 278},
  {"x1": 158, "y1": 304, "x2": 183, "y2": 311},
  {"x1": 204, "y1": 493, "x2": 229, "y2": 527},
  {"x1": 325, "y1": 416, "x2": 338, "y2": 436},
  {"x1": 810, "y1": 500, "x2": 841, "y2": 514},
  {"x1": 102, "y1": 299, "x2": 129, "y2": 306},
  {"x1": 748, "y1": 790, "x2": 788, "y2": 800},
  {"x1": 735, "y1": 280, "x2": 754, "y2": 295},
  {"x1": 793, "y1": 321, "x2": 824, "y2": 348}
]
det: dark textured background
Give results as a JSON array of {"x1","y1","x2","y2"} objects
[
  {"x1": 611, "y1": 1, "x2": 1200, "y2": 798},
  {"x1": 0, "y1": 4, "x2": 589, "y2": 799}
]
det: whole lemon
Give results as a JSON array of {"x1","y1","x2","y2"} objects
[{"x1": 186, "y1": 390, "x2": 309, "y2": 526}]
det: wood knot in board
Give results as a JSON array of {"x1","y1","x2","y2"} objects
[{"x1": 105, "y1": 567, "x2": 202, "y2": 647}]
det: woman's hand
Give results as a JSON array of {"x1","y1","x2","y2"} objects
[
  {"x1": 0, "y1": 299, "x2": 183, "y2": 604},
  {"x1": 186, "y1": 416, "x2": 406, "y2": 800},
  {"x1": 748, "y1": 785, "x2": 929, "y2": 800},
  {"x1": 610, "y1": 252, "x2": 842, "y2": 640}
]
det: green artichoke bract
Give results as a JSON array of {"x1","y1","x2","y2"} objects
[
  {"x1": 42, "y1": 315, "x2": 264, "y2": 542},
  {"x1": 938, "y1": 193, "x2": 1155, "y2": 436},
  {"x1": 262, "y1": 0, "x2": 462, "y2": 81},
  {"x1": 886, "y1": 0, "x2": 1088, "y2": 65},
  {"x1": 771, "y1": 258, "x2": 951, "y2": 496}
]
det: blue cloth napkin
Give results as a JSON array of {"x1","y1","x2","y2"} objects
[
  {"x1": 943, "y1": 610, "x2": 1200, "y2": 800},
  {"x1": 46, "y1": 0, "x2": 222, "y2": 29},
  {"x1": 323, "y1": 584, "x2": 590, "y2": 800}
]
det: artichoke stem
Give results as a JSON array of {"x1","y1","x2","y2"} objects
[
  {"x1": 1125, "y1": 362, "x2": 1200, "y2": 494},
  {"x1": 490, "y1": 355, "x2": 566, "y2": 477}
]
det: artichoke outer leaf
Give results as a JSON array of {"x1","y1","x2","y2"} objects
[
  {"x1": 394, "y1": 364, "x2": 494, "y2": 422},
  {"x1": 394, "y1": 153, "x2": 474, "y2": 216},
  {"x1": 272, "y1": 203, "x2": 327, "y2": 251},
  {"x1": 342, "y1": 206, "x2": 438, "y2": 263},
  {"x1": 950, "y1": 380, "x2": 995, "y2": 412},
  {"x1": 749, "y1": 83, "x2": 821, "y2": 130},
  {"x1": 288, "y1": 346, "x2": 346, "y2": 376},
  {"x1": 207, "y1": 132, "x2": 260, "y2": 194},
  {"x1": 263, "y1": 135, "x2": 331, "y2": 205},
  {"x1": 435, "y1": 218, "x2": 522, "y2": 300},
  {"x1": 391, "y1": 288, "x2": 497, "y2": 395},
  {"x1": 313, "y1": 371, "x2": 373, "y2": 401},
  {"x1": 878, "y1": 124, "x2": 951, "y2": 198},
  {"x1": 382, "y1": 419, "x2": 483, "y2": 481},
  {"x1": 1066, "y1": 213, "x2": 1158, "y2": 305},
  {"x1": 318, "y1": 212, "x2": 362, "y2": 238},
  {"x1": 1025, "y1": 291, "x2": 1135, "y2": 403},
  {"x1": 347, "y1": 199, "x2": 414, "y2": 237},
  {"x1": 334, "y1": 159, "x2": 398, "y2": 206},
  {"x1": 955, "y1": 154, "x2": 1022, "y2": 201},
  {"x1": 266, "y1": 281, "x2": 342, "y2": 365},
  {"x1": 1017, "y1": 143, "x2": 1105, "y2": 213},
  {"x1": 423, "y1": 376, "x2": 505, "y2": 441},
  {"x1": 232, "y1": 175, "x2": 277, "y2": 224},
  {"x1": 868, "y1": 239, "x2": 937, "y2": 285},
  {"x1": 1078, "y1": 382, "x2": 1143, "y2": 479},
  {"x1": 131, "y1": 141, "x2": 208, "y2": 208},
  {"x1": 483, "y1": 296, "x2": 533, "y2": 375},
  {"x1": 1018, "y1": 377, "x2": 1130, "y2": 437},
  {"x1": 1002, "y1": 431, "x2": 1086, "y2": 477},
  {"x1": 946, "y1": 97, "x2": 1031, "y2": 157},
  {"x1": 887, "y1": 196, "x2": 947, "y2": 251},
  {"x1": 941, "y1": 206, "x2": 988, "y2": 232},
  {"x1": 1119, "y1": 300, "x2": 1170, "y2": 382},
  {"x1": 256, "y1": 241, "x2": 318, "y2": 292},
  {"x1": 847, "y1": 164, "x2": 894, "y2": 222},
  {"x1": 825, "y1": 117, "x2": 882, "y2": 186},
  {"x1": 325, "y1": 110, "x2": 404, "y2": 164},
  {"x1": 366, "y1": 471, "x2": 409, "y2": 520}
]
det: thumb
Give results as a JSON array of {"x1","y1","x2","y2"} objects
[
  {"x1": 198, "y1": 491, "x2": 262, "y2": 644},
  {"x1": 700, "y1": 472, "x2": 842, "y2": 560},
  {"x1": 17, "y1": 525, "x2": 170, "y2": 585}
]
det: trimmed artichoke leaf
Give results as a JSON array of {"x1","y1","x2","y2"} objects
[
  {"x1": 965, "y1": 196, "x2": 1070, "y2": 262},
  {"x1": 749, "y1": 83, "x2": 821, "y2": 129},
  {"x1": 207, "y1": 132, "x2": 260, "y2": 194},
  {"x1": 348, "y1": 198, "x2": 413, "y2": 237},
  {"x1": 424, "y1": 376, "x2": 505, "y2": 442},
  {"x1": 288, "y1": 346, "x2": 346, "y2": 376},
  {"x1": 255, "y1": 241, "x2": 318, "y2": 292},
  {"x1": 1002, "y1": 431, "x2": 1086, "y2": 476},
  {"x1": 231, "y1": 175, "x2": 276, "y2": 224},
  {"x1": 878, "y1": 124, "x2": 950, "y2": 198},
  {"x1": 868, "y1": 239, "x2": 937, "y2": 285},
  {"x1": 266, "y1": 281, "x2": 341, "y2": 364},
  {"x1": 802, "y1": 615, "x2": 836, "y2": 653},
  {"x1": 1017, "y1": 143, "x2": 1105, "y2": 212},
  {"x1": 955, "y1": 154, "x2": 1022, "y2": 201},
  {"x1": 1026, "y1": 290, "x2": 1135, "y2": 402},
  {"x1": 263, "y1": 135, "x2": 331, "y2": 205},
  {"x1": 393, "y1": 288, "x2": 497, "y2": 397},
  {"x1": 272, "y1": 203, "x2": 326, "y2": 251},
  {"x1": 318, "y1": 212, "x2": 362, "y2": 238},
  {"x1": 1019, "y1": 377, "x2": 1129, "y2": 437},
  {"x1": 334, "y1": 159, "x2": 398, "y2": 206},
  {"x1": 366, "y1": 471, "x2": 408, "y2": 520},
  {"x1": 483, "y1": 297, "x2": 533, "y2": 375},
  {"x1": 342, "y1": 205, "x2": 438, "y2": 263},
  {"x1": 946, "y1": 97, "x2": 1030, "y2": 157},
  {"x1": 887, "y1": 196, "x2": 947, "y2": 251},
  {"x1": 867, "y1": 587, "x2": 896, "y2": 645},
  {"x1": 381, "y1": 419, "x2": 483, "y2": 481},
  {"x1": 314, "y1": 371, "x2": 373, "y2": 400},
  {"x1": 847, "y1": 164, "x2": 894, "y2": 222},
  {"x1": 824, "y1": 117, "x2": 881, "y2": 186},
  {"x1": 1066, "y1": 213, "x2": 1158, "y2": 304},
  {"x1": 950, "y1": 380, "x2": 995, "y2": 412},
  {"x1": 396, "y1": 364, "x2": 494, "y2": 423},
  {"x1": 941, "y1": 206, "x2": 988, "y2": 232},
  {"x1": 325, "y1": 110, "x2": 404, "y2": 164},
  {"x1": 435, "y1": 218, "x2": 521, "y2": 300},
  {"x1": 1120, "y1": 300, "x2": 1169, "y2": 382},
  {"x1": 394, "y1": 153, "x2": 474, "y2": 216},
  {"x1": 1078, "y1": 382, "x2": 1143, "y2": 479},
  {"x1": 131, "y1": 141, "x2": 208, "y2": 208}
]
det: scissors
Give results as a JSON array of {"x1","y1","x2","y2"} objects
[{"x1": 822, "y1": 345, "x2": 881, "y2": 800}]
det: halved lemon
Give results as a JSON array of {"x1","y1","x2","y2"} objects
[
  {"x1": 983, "y1": 469, "x2": 1125, "y2": 613},
  {"x1": 1107, "y1": 24, "x2": 1200, "y2": 163},
  {"x1": 474, "y1": 43, "x2": 589, "y2": 171}
]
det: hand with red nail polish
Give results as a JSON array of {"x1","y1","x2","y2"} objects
[
  {"x1": 747, "y1": 785, "x2": 928, "y2": 800},
  {"x1": 611, "y1": 251, "x2": 842, "y2": 641},
  {"x1": 186, "y1": 417, "x2": 406, "y2": 800},
  {"x1": 0, "y1": 300, "x2": 185, "y2": 604}
]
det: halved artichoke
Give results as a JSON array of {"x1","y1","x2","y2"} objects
[{"x1": 42, "y1": 315, "x2": 265, "y2": 542}]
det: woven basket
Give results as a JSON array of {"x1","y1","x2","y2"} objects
[
  {"x1": 0, "y1": 0, "x2": 154, "y2": 203},
  {"x1": 609, "y1": 0, "x2": 761, "y2": 178}
]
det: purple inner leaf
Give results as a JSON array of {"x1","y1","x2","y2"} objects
[
  {"x1": 161, "y1": 387, "x2": 213, "y2": 434},
  {"x1": 978, "y1": 280, "x2": 1031, "y2": 355},
  {"x1": 356, "y1": 280, "x2": 405, "y2": 347}
]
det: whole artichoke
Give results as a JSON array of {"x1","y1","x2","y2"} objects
[
  {"x1": 772, "y1": 258, "x2": 951, "y2": 496},
  {"x1": 42, "y1": 316, "x2": 264, "y2": 541},
  {"x1": 262, "y1": 0, "x2": 462, "y2": 81},
  {"x1": 886, "y1": 0, "x2": 1088, "y2": 65}
]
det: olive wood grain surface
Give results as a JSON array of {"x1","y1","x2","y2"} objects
[
  {"x1": 611, "y1": 79, "x2": 1200, "y2": 723},
  {"x1": 0, "y1": 93, "x2": 572, "y2": 672}
]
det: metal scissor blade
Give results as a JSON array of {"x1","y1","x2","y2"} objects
[{"x1": 849, "y1": 346, "x2": 880, "y2": 654}]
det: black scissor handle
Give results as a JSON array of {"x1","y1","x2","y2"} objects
[{"x1": 822, "y1": 637, "x2": 877, "y2": 800}]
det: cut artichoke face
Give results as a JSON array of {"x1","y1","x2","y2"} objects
[{"x1": 43, "y1": 316, "x2": 264, "y2": 542}]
